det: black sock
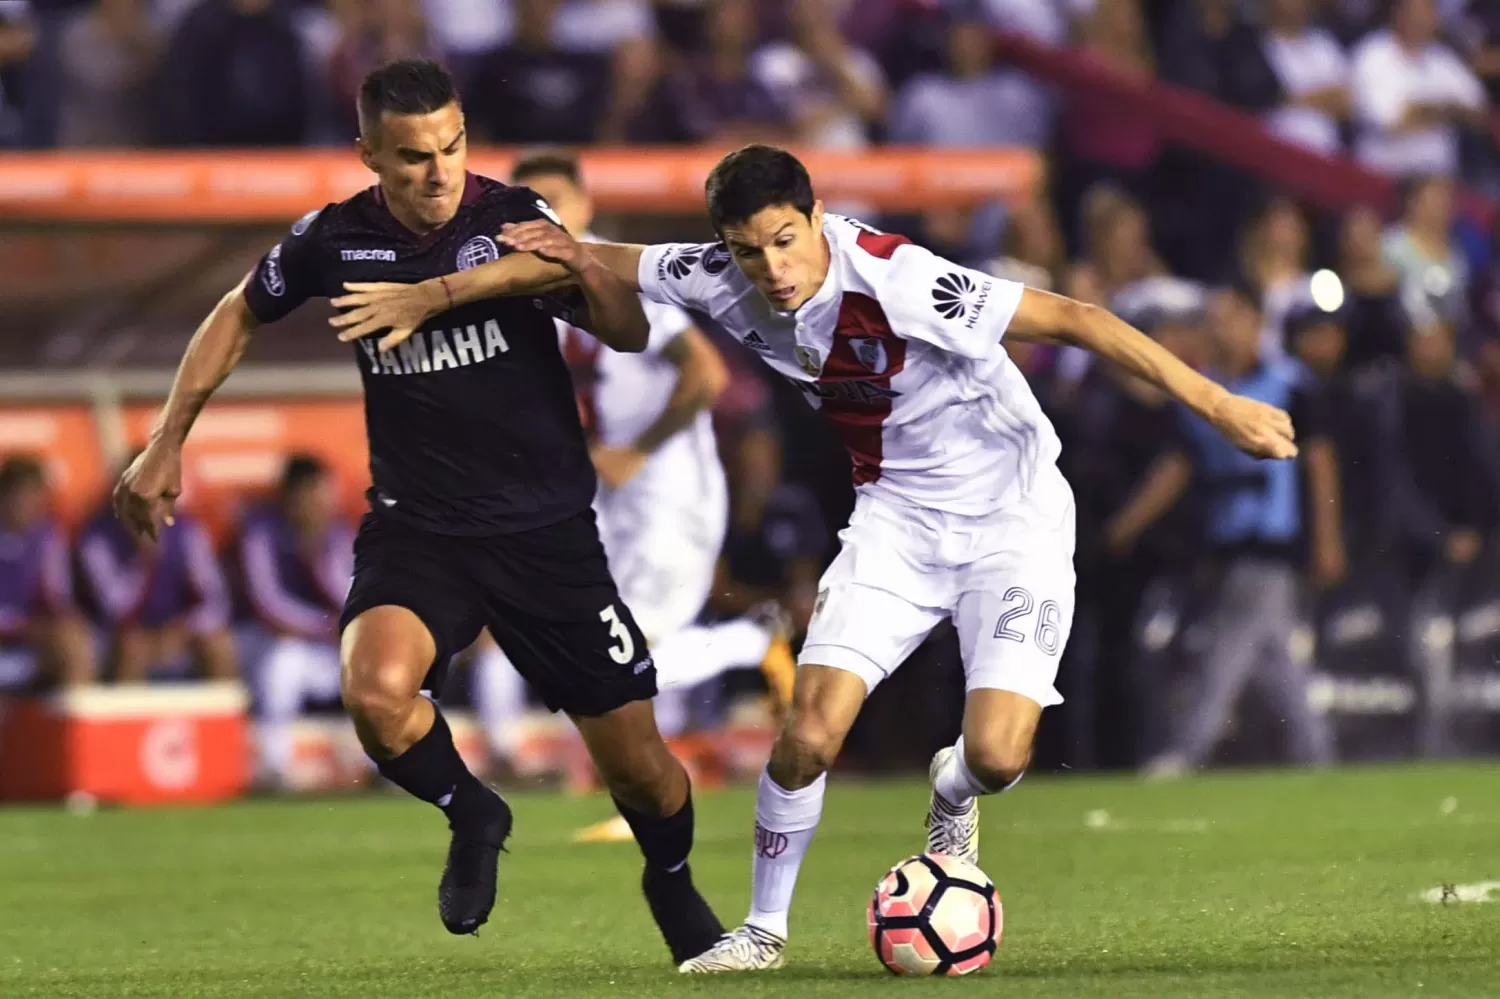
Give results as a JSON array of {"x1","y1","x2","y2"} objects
[
  {"x1": 376, "y1": 709, "x2": 493, "y2": 827},
  {"x1": 613, "y1": 785, "x2": 695, "y2": 873}
]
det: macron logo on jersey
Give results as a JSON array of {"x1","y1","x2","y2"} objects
[
  {"x1": 342, "y1": 248, "x2": 396, "y2": 262},
  {"x1": 742, "y1": 331, "x2": 772, "y2": 353},
  {"x1": 932, "y1": 272, "x2": 993, "y2": 331},
  {"x1": 356, "y1": 320, "x2": 511, "y2": 375}
]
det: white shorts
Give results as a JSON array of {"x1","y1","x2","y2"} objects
[
  {"x1": 595, "y1": 468, "x2": 728, "y2": 645},
  {"x1": 800, "y1": 464, "x2": 1076, "y2": 707}
]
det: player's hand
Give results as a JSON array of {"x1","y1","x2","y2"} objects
[
  {"x1": 592, "y1": 445, "x2": 647, "y2": 489},
  {"x1": 1208, "y1": 393, "x2": 1298, "y2": 460},
  {"x1": 113, "y1": 442, "x2": 182, "y2": 544},
  {"x1": 499, "y1": 220, "x2": 590, "y2": 272},
  {"x1": 330, "y1": 280, "x2": 447, "y2": 352}
]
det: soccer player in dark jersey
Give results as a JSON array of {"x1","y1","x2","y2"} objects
[{"x1": 111, "y1": 59, "x2": 726, "y2": 964}]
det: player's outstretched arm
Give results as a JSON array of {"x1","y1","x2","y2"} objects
[
  {"x1": 113, "y1": 281, "x2": 260, "y2": 541},
  {"x1": 1006, "y1": 288, "x2": 1298, "y2": 460}
]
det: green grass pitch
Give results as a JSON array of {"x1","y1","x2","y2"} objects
[{"x1": 2, "y1": 764, "x2": 1497, "y2": 998}]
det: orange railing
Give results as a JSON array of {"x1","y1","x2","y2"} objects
[{"x1": 0, "y1": 147, "x2": 1042, "y2": 223}]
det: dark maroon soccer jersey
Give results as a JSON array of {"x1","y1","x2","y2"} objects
[{"x1": 242, "y1": 173, "x2": 596, "y2": 537}]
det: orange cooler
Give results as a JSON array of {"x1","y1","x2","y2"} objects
[{"x1": 0, "y1": 682, "x2": 250, "y2": 805}]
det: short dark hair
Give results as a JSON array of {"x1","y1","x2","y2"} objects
[
  {"x1": 705, "y1": 145, "x2": 815, "y2": 232},
  {"x1": 280, "y1": 454, "x2": 328, "y2": 496},
  {"x1": 510, "y1": 148, "x2": 582, "y2": 188},
  {"x1": 0, "y1": 455, "x2": 45, "y2": 499},
  {"x1": 358, "y1": 59, "x2": 458, "y2": 140}
]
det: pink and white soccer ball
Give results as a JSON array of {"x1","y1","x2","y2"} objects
[{"x1": 867, "y1": 853, "x2": 1001, "y2": 976}]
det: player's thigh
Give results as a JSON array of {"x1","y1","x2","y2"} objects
[
  {"x1": 801, "y1": 572, "x2": 948, "y2": 696},
  {"x1": 488, "y1": 593, "x2": 657, "y2": 720},
  {"x1": 952, "y1": 541, "x2": 1075, "y2": 710},
  {"x1": 339, "y1": 513, "x2": 486, "y2": 702}
]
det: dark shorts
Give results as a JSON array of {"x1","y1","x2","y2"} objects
[{"x1": 339, "y1": 508, "x2": 656, "y2": 716}]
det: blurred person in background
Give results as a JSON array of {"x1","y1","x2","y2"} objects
[
  {"x1": 1376, "y1": 300, "x2": 1500, "y2": 583},
  {"x1": 1058, "y1": 0, "x2": 1162, "y2": 235},
  {"x1": 1350, "y1": 0, "x2": 1488, "y2": 177},
  {"x1": 1237, "y1": 195, "x2": 1314, "y2": 361},
  {"x1": 1382, "y1": 174, "x2": 1471, "y2": 324},
  {"x1": 889, "y1": 12, "x2": 1053, "y2": 148},
  {"x1": 1058, "y1": 187, "x2": 1166, "y2": 393},
  {"x1": 1284, "y1": 297, "x2": 1384, "y2": 561},
  {"x1": 1259, "y1": 0, "x2": 1352, "y2": 157},
  {"x1": 156, "y1": 0, "x2": 309, "y2": 146},
  {"x1": 56, "y1": 0, "x2": 161, "y2": 147},
  {"x1": 0, "y1": 0, "x2": 34, "y2": 147},
  {"x1": 657, "y1": 0, "x2": 791, "y2": 144},
  {"x1": 329, "y1": 0, "x2": 442, "y2": 135},
  {"x1": 0, "y1": 456, "x2": 94, "y2": 690},
  {"x1": 1338, "y1": 203, "x2": 1411, "y2": 369},
  {"x1": 1116, "y1": 284, "x2": 1340, "y2": 777},
  {"x1": 1063, "y1": 186, "x2": 1165, "y2": 309},
  {"x1": 749, "y1": 0, "x2": 885, "y2": 151},
  {"x1": 238, "y1": 455, "x2": 354, "y2": 789},
  {"x1": 469, "y1": 0, "x2": 615, "y2": 144},
  {"x1": 77, "y1": 459, "x2": 238, "y2": 683},
  {"x1": 1067, "y1": 288, "x2": 1207, "y2": 768}
]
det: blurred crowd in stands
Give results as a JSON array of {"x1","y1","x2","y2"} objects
[{"x1": 5, "y1": 0, "x2": 1500, "y2": 777}]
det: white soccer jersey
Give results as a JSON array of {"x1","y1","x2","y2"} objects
[{"x1": 638, "y1": 214, "x2": 1061, "y2": 516}]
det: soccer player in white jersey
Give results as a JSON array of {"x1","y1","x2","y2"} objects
[
  {"x1": 331, "y1": 145, "x2": 1300, "y2": 972},
  {"x1": 467, "y1": 152, "x2": 798, "y2": 816}
]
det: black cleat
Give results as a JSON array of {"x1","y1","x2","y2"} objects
[
  {"x1": 642, "y1": 863, "x2": 728, "y2": 964},
  {"x1": 438, "y1": 789, "x2": 512, "y2": 936}
]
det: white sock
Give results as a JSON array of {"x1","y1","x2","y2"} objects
[
  {"x1": 745, "y1": 769, "x2": 826, "y2": 940},
  {"x1": 934, "y1": 736, "x2": 999, "y2": 807},
  {"x1": 254, "y1": 637, "x2": 311, "y2": 780},
  {"x1": 471, "y1": 645, "x2": 527, "y2": 759},
  {"x1": 653, "y1": 620, "x2": 774, "y2": 690}
]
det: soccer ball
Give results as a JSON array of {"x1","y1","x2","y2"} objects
[{"x1": 867, "y1": 853, "x2": 1001, "y2": 976}]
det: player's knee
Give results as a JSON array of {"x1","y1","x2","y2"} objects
[
  {"x1": 964, "y1": 736, "x2": 1032, "y2": 792},
  {"x1": 340, "y1": 656, "x2": 421, "y2": 736},
  {"x1": 772, "y1": 712, "x2": 842, "y2": 786}
]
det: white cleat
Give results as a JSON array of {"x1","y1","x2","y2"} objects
[
  {"x1": 677, "y1": 924, "x2": 786, "y2": 973},
  {"x1": 926, "y1": 746, "x2": 980, "y2": 867}
]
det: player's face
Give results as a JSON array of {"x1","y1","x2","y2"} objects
[
  {"x1": 522, "y1": 172, "x2": 593, "y2": 237},
  {"x1": 359, "y1": 101, "x2": 468, "y2": 232},
  {"x1": 721, "y1": 201, "x2": 829, "y2": 312}
]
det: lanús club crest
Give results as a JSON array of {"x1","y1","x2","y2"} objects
[{"x1": 457, "y1": 235, "x2": 500, "y2": 271}]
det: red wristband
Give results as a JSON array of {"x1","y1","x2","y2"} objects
[{"x1": 438, "y1": 275, "x2": 454, "y2": 311}]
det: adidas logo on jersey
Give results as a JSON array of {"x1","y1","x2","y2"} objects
[
  {"x1": 355, "y1": 320, "x2": 511, "y2": 375},
  {"x1": 742, "y1": 331, "x2": 772, "y2": 353},
  {"x1": 932, "y1": 272, "x2": 993, "y2": 330}
]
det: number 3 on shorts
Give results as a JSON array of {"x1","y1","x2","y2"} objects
[
  {"x1": 993, "y1": 586, "x2": 1062, "y2": 656},
  {"x1": 600, "y1": 604, "x2": 636, "y2": 664}
]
